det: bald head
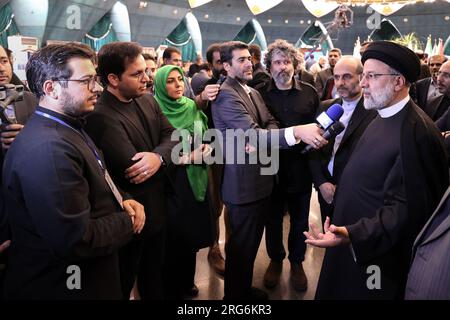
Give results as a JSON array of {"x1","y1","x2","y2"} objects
[
  {"x1": 333, "y1": 56, "x2": 363, "y2": 101},
  {"x1": 437, "y1": 60, "x2": 450, "y2": 97}
]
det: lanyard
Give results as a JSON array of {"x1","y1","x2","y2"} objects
[{"x1": 34, "y1": 110, "x2": 105, "y2": 172}]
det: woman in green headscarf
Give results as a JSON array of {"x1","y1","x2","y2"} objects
[{"x1": 154, "y1": 65, "x2": 215, "y2": 299}]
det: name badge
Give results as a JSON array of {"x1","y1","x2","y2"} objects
[{"x1": 104, "y1": 169, "x2": 123, "y2": 209}]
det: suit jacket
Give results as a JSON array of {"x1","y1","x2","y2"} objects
[
  {"x1": 296, "y1": 69, "x2": 315, "y2": 86},
  {"x1": 85, "y1": 90, "x2": 176, "y2": 235},
  {"x1": 314, "y1": 68, "x2": 333, "y2": 98},
  {"x1": 212, "y1": 76, "x2": 289, "y2": 205},
  {"x1": 1, "y1": 91, "x2": 37, "y2": 244},
  {"x1": 424, "y1": 94, "x2": 449, "y2": 121},
  {"x1": 2, "y1": 107, "x2": 134, "y2": 299},
  {"x1": 247, "y1": 63, "x2": 270, "y2": 89},
  {"x1": 413, "y1": 77, "x2": 432, "y2": 110},
  {"x1": 436, "y1": 109, "x2": 450, "y2": 163},
  {"x1": 405, "y1": 186, "x2": 450, "y2": 299},
  {"x1": 310, "y1": 97, "x2": 377, "y2": 188}
]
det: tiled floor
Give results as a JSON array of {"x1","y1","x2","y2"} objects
[{"x1": 191, "y1": 190, "x2": 325, "y2": 300}]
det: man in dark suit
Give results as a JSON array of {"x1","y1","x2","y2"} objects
[
  {"x1": 413, "y1": 54, "x2": 446, "y2": 110},
  {"x1": 315, "y1": 48, "x2": 341, "y2": 99},
  {"x1": 2, "y1": 43, "x2": 145, "y2": 299},
  {"x1": 310, "y1": 56, "x2": 376, "y2": 222},
  {"x1": 0, "y1": 44, "x2": 37, "y2": 297},
  {"x1": 405, "y1": 186, "x2": 450, "y2": 299},
  {"x1": 85, "y1": 42, "x2": 176, "y2": 300},
  {"x1": 247, "y1": 44, "x2": 270, "y2": 88},
  {"x1": 424, "y1": 60, "x2": 450, "y2": 121},
  {"x1": 212, "y1": 41, "x2": 326, "y2": 300},
  {"x1": 306, "y1": 41, "x2": 448, "y2": 300},
  {"x1": 255, "y1": 39, "x2": 319, "y2": 292}
]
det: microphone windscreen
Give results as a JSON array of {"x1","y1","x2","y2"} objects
[
  {"x1": 323, "y1": 121, "x2": 345, "y2": 139},
  {"x1": 325, "y1": 104, "x2": 344, "y2": 121}
]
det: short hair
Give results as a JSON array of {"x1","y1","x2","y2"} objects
[
  {"x1": 220, "y1": 41, "x2": 248, "y2": 65},
  {"x1": 206, "y1": 43, "x2": 221, "y2": 64},
  {"x1": 97, "y1": 42, "x2": 143, "y2": 85},
  {"x1": 198, "y1": 63, "x2": 211, "y2": 72},
  {"x1": 162, "y1": 47, "x2": 181, "y2": 61},
  {"x1": 329, "y1": 48, "x2": 342, "y2": 56},
  {"x1": 26, "y1": 42, "x2": 96, "y2": 99},
  {"x1": 264, "y1": 39, "x2": 300, "y2": 71},
  {"x1": 142, "y1": 53, "x2": 156, "y2": 62},
  {"x1": 248, "y1": 44, "x2": 262, "y2": 61}
]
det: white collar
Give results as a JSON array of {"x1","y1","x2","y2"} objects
[
  {"x1": 342, "y1": 95, "x2": 361, "y2": 112},
  {"x1": 377, "y1": 95, "x2": 410, "y2": 118}
]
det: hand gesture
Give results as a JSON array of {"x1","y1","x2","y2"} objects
[
  {"x1": 201, "y1": 84, "x2": 220, "y2": 101},
  {"x1": 304, "y1": 216, "x2": 349, "y2": 248},
  {"x1": 1, "y1": 124, "x2": 24, "y2": 149},
  {"x1": 123, "y1": 199, "x2": 145, "y2": 234},
  {"x1": 319, "y1": 182, "x2": 336, "y2": 204},
  {"x1": 293, "y1": 124, "x2": 327, "y2": 149}
]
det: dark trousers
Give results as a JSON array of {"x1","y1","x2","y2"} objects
[
  {"x1": 164, "y1": 232, "x2": 197, "y2": 300},
  {"x1": 119, "y1": 227, "x2": 166, "y2": 300},
  {"x1": 317, "y1": 190, "x2": 335, "y2": 226},
  {"x1": 224, "y1": 197, "x2": 270, "y2": 299},
  {"x1": 265, "y1": 188, "x2": 311, "y2": 263}
]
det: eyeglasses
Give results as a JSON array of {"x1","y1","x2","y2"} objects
[
  {"x1": 55, "y1": 75, "x2": 100, "y2": 90},
  {"x1": 359, "y1": 72, "x2": 400, "y2": 81},
  {"x1": 437, "y1": 71, "x2": 450, "y2": 79},
  {"x1": 129, "y1": 69, "x2": 151, "y2": 81}
]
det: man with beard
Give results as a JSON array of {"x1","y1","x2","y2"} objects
[
  {"x1": 212, "y1": 41, "x2": 327, "y2": 300},
  {"x1": 85, "y1": 42, "x2": 176, "y2": 299},
  {"x1": 310, "y1": 56, "x2": 376, "y2": 222},
  {"x1": 255, "y1": 39, "x2": 319, "y2": 292},
  {"x1": 424, "y1": 59, "x2": 450, "y2": 121},
  {"x1": 315, "y1": 48, "x2": 341, "y2": 99},
  {"x1": 2, "y1": 43, "x2": 144, "y2": 299},
  {"x1": 305, "y1": 41, "x2": 448, "y2": 300},
  {"x1": 413, "y1": 54, "x2": 447, "y2": 110}
]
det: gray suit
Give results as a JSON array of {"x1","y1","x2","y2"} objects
[
  {"x1": 211, "y1": 76, "x2": 289, "y2": 299},
  {"x1": 405, "y1": 186, "x2": 450, "y2": 300}
]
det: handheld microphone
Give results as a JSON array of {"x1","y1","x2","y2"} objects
[
  {"x1": 216, "y1": 74, "x2": 226, "y2": 86},
  {"x1": 301, "y1": 121, "x2": 345, "y2": 154},
  {"x1": 316, "y1": 103, "x2": 344, "y2": 130}
]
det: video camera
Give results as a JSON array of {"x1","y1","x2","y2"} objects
[{"x1": 0, "y1": 84, "x2": 24, "y2": 124}]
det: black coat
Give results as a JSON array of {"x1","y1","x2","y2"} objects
[
  {"x1": 309, "y1": 97, "x2": 377, "y2": 188},
  {"x1": 85, "y1": 90, "x2": 176, "y2": 235},
  {"x1": 2, "y1": 108, "x2": 134, "y2": 299},
  {"x1": 316, "y1": 101, "x2": 449, "y2": 300}
]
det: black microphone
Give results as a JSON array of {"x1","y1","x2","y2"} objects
[
  {"x1": 216, "y1": 74, "x2": 226, "y2": 86},
  {"x1": 301, "y1": 121, "x2": 345, "y2": 154}
]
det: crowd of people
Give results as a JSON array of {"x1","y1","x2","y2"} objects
[{"x1": 0, "y1": 36, "x2": 449, "y2": 300}]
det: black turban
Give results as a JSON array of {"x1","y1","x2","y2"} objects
[{"x1": 361, "y1": 41, "x2": 420, "y2": 83}]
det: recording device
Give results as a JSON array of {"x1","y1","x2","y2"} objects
[
  {"x1": 0, "y1": 84, "x2": 24, "y2": 124},
  {"x1": 301, "y1": 121, "x2": 345, "y2": 154},
  {"x1": 316, "y1": 103, "x2": 344, "y2": 130},
  {"x1": 216, "y1": 74, "x2": 226, "y2": 86}
]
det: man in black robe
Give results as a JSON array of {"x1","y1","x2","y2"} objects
[{"x1": 305, "y1": 41, "x2": 449, "y2": 300}]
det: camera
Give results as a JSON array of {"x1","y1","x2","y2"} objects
[{"x1": 0, "y1": 84, "x2": 24, "y2": 124}]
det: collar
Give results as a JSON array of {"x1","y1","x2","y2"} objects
[
  {"x1": 36, "y1": 106, "x2": 86, "y2": 129},
  {"x1": 342, "y1": 95, "x2": 362, "y2": 112},
  {"x1": 236, "y1": 79, "x2": 251, "y2": 94},
  {"x1": 377, "y1": 95, "x2": 410, "y2": 118}
]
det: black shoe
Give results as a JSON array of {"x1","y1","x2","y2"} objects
[
  {"x1": 250, "y1": 287, "x2": 269, "y2": 301},
  {"x1": 184, "y1": 284, "x2": 199, "y2": 297}
]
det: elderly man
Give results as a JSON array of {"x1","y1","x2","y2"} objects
[
  {"x1": 305, "y1": 41, "x2": 448, "y2": 300},
  {"x1": 424, "y1": 60, "x2": 450, "y2": 121}
]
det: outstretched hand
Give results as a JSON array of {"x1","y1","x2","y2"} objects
[{"x1": 304, "y1": 216, "x2": 350, "y2": 248}]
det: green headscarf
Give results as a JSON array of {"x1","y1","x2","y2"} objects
[{"x1": 154, "y1": 65, "x2": 209, "y2": 202}]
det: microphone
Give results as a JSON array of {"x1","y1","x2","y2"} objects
[
  {"x1": 301, "y1": 121, "x2": 345, "y2": 154},
  {"x1": 316, "y1": 103, "x2": 344, "y2": 130},
  {"x1": 216, "y1": 74, "x2": 226, "y2": 86}
]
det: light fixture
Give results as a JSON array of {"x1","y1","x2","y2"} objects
[
  {"x1": 403, "y1": 17, "x2": 408, "y2": 22},
  {"x1": 300, "y1": 20, "x2": 304, "y2": 24},
  {"x1": 285, "y1": 19, "x2": 289, "y2": 24},
  {"x1": 189, "y1": 0, "x2": 214, "y2": 9},
  {"x1": 445, "y1": 16, "x2": 450, "y2": 21},
  {"x1": 173, "y1": 9, "x2": 178, "y2": 15},
  {"x1": 307, "y1": 20, "x2": 311, "y2": 24},
  {"x1": 204, "y1": 14, "x2": 209, "y2": 19},
  {"x1": 246, "y1": 0, "x2": 283, "y2": 15},
  {"x1": 236, "y1": 17, "x2": 241, "y2": 21},
  {"x1": 267, "y1": 19, "x2": 272, "y2": 23},
  {"x1": 139, "y1": 1, "x2": 147, "y2": 9}
]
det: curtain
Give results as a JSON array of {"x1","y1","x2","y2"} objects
[
  {"x1": 369, "y1": 19, "x2": 402, "y2": 41},
  {"x1": 296, "y1": 21, "x2": 332, "y2": 55},
  {"x1": 163, "y1": 19, "x2": 196, "y2": 62},
  {"x1": 0, "y1": 3, "x2": 20, "y2": 48},
  {"x1": 82, "y1": 13, "x2": 118, "y2": 52},
  {"x1": 444, "y1": 36, "x2": 450, "y2": 56}
]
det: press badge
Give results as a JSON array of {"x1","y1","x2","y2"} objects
[{"x1": 104, "y1": 169, "x2": 124, "y2": 209}]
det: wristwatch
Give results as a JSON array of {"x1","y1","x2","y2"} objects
[{"x1": 157, "y1": 153, "x2": 165, "y2": 166}]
